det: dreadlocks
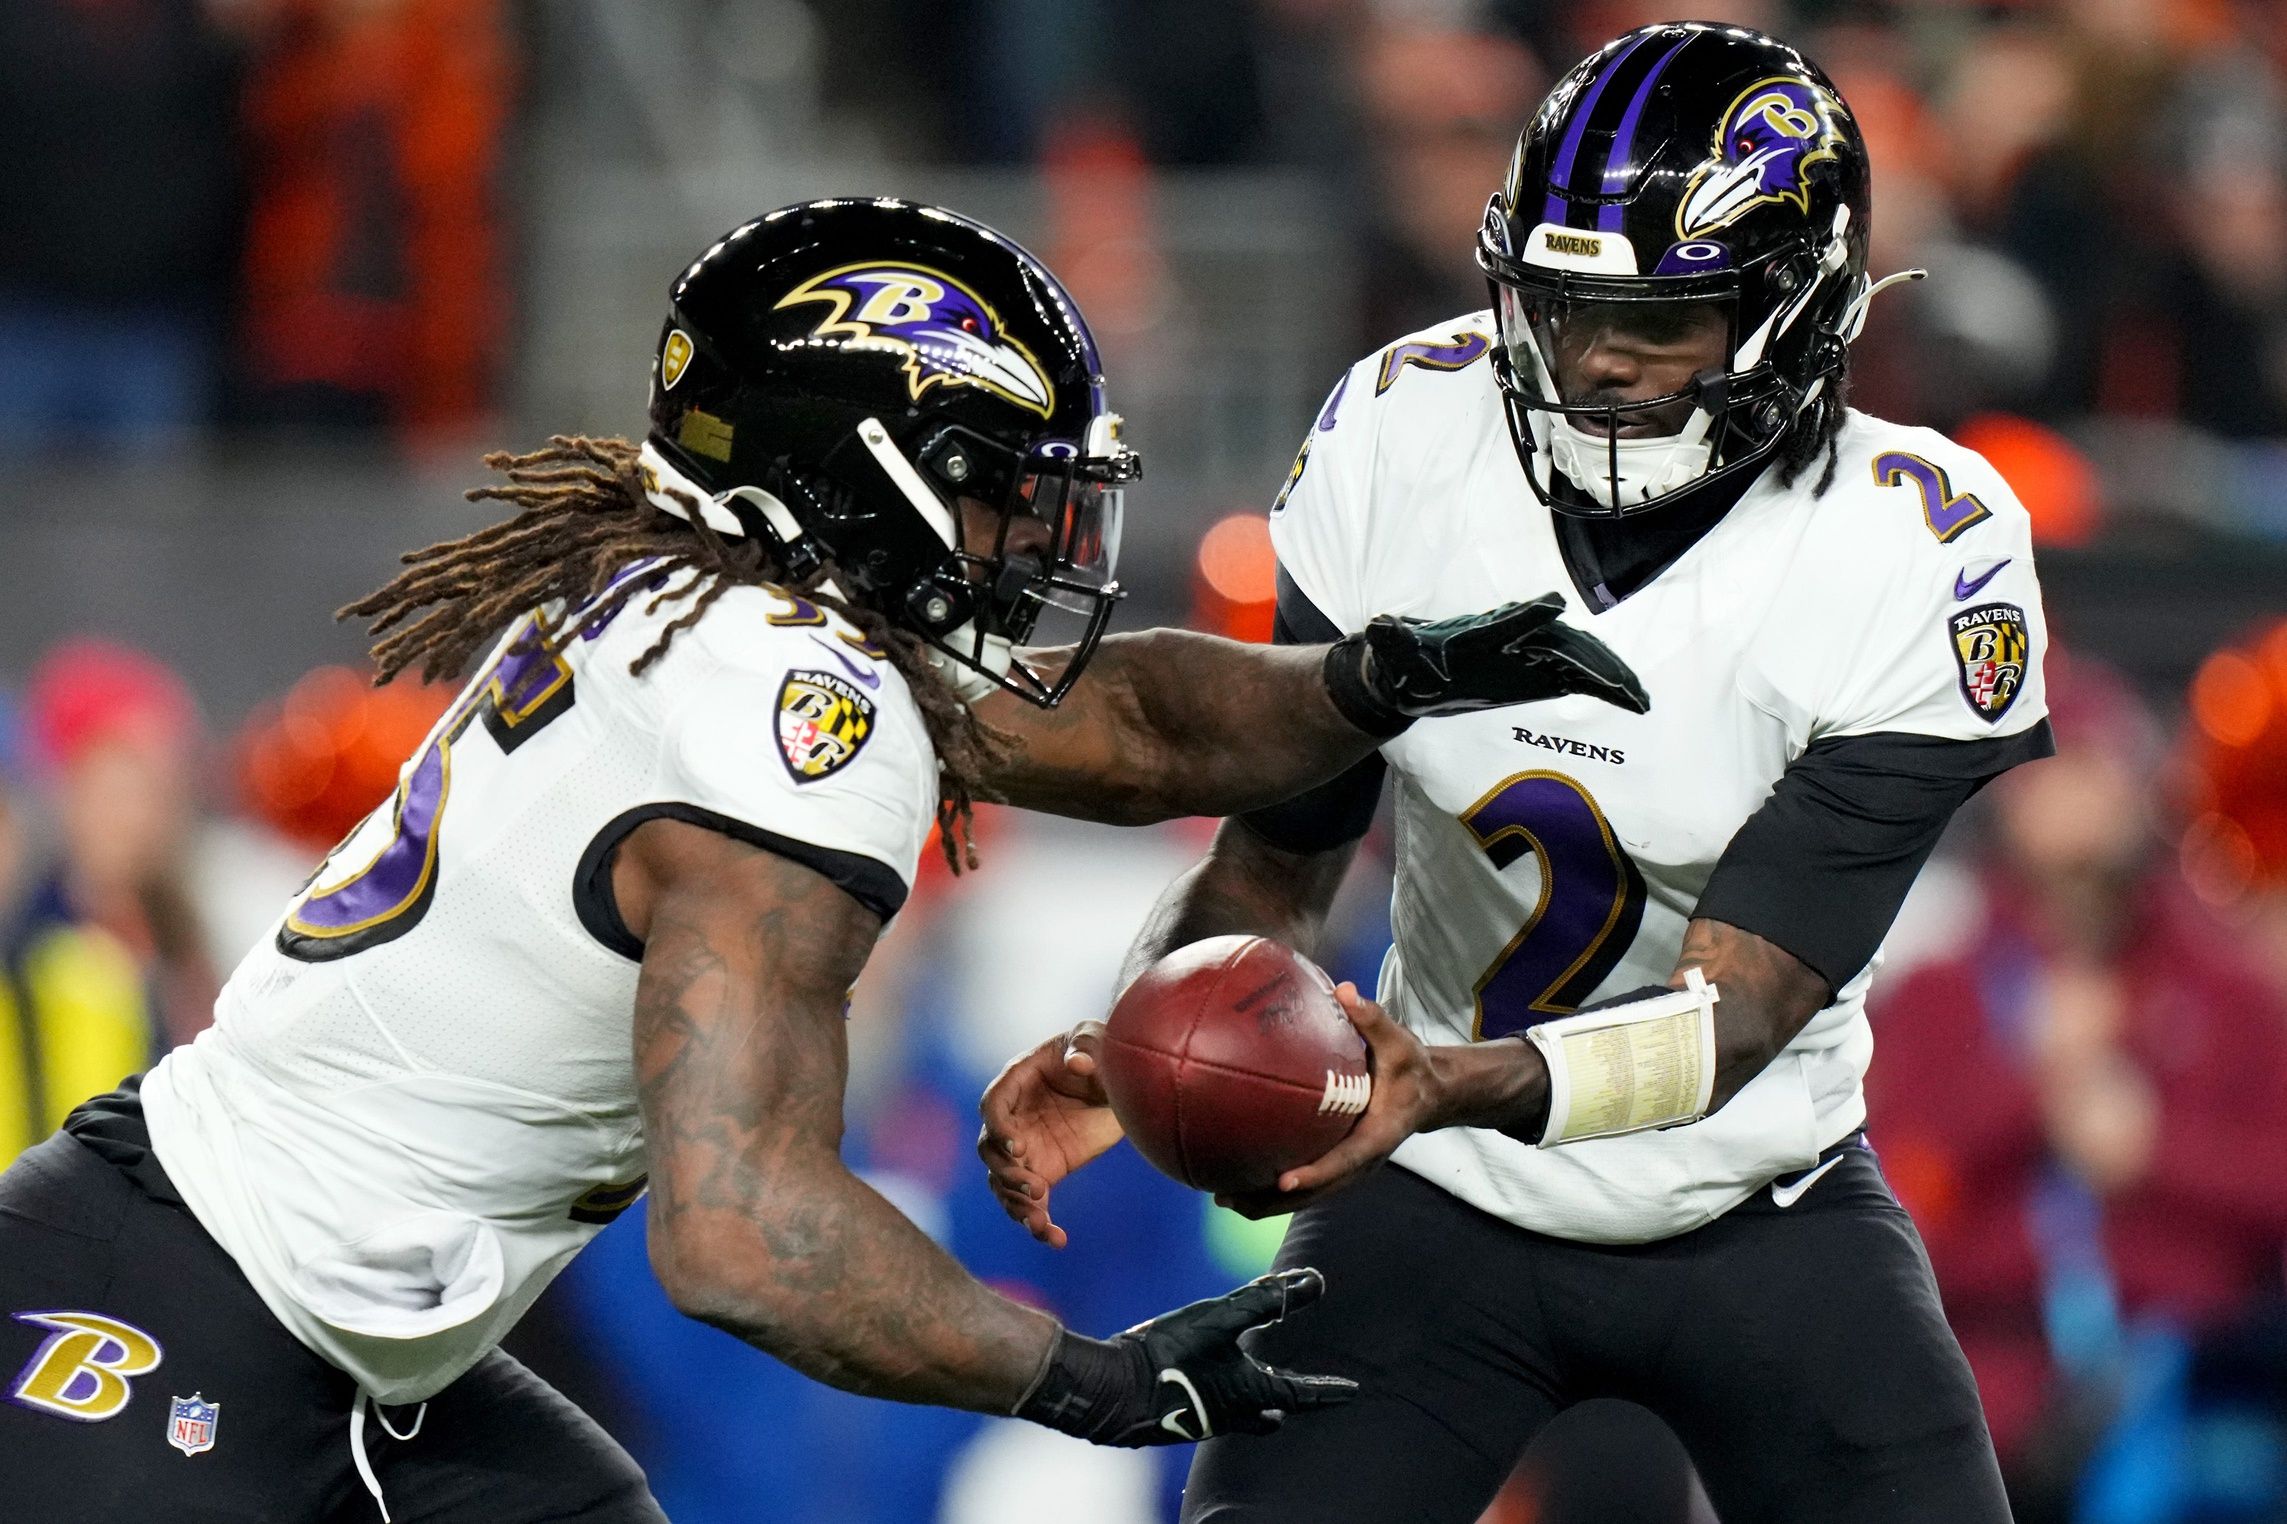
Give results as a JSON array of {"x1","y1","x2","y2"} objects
[
  {"x1": 342, "y1": 435, "x2": 1006, "y2": 871},
  {"x1": 1773, "y1": 347, "x2": 1850, "y2": 497}
]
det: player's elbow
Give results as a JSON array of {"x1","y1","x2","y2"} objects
[
  {"x1": 647, "y1": 1213, "x2": 743, "y2": 1328},
  {"x1": 645, "y1": 1161, "x2": 858, "y2": 1351},
  {"x1": 649, "y1": 1222, "x2": 816, "y2": 1355}
]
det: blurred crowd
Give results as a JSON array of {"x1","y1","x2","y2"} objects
[
  {"x1": 861, "y1": 0, "x2": 2287, "y2": 542},
  {"x1": 0, "y1": 0, "x2": 509, "y2": 455},
  {"x1": 7, "y1": 0, "x2": 2287, "y2": 1521},
  {"x1": 12, "y1": 0, "x2": 2287, "y2": 545}
]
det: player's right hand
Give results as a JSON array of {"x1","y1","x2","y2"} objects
[
  {"x1": 1345, "y1": 592, "x2": 1652, "y2": 728},
  {"x1": 977, "y1": 1022, "x2": 1124, "y2": 1248},
  {"x1": 1015, "y1": 1268, "x2": 1358, "y2": 1446}
]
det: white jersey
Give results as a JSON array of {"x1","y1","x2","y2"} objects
[
  {"x1": 1273, "y1": 314, "x2": 2049, "y2": 1244},
  {"x1": 143, "y1": 573, "x2": 938, "y2": 1403}
]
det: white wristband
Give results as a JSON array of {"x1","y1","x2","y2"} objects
[{"x1": 1525, "y1": 968, "x2": 1720, "y2": 1147}]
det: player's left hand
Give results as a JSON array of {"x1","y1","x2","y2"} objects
[
  {"x1": 1215, "y1": 983, "x2": 1442, "y2": 1219},
  {"x1": 978, "y1": 1023, "x2": 1125, "y2": 1248}
]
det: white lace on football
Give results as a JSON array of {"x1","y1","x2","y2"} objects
[{"x1": 1317, "y1": 1071, "x2": 1371, "y2": 1117}]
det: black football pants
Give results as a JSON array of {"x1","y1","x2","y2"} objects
[
  {"x1": 0, "y1": 1130, "x2": 665, "y2": 1523},
  {"x1": 1183, "y1": 1149, "x2": 2011, "y2": 1524}
]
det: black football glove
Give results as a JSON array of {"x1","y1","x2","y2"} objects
[
  {"x1": 1014, "y1": 1267, "x2": 1356, "y2": 1446},
  {"x1": 1325, "y1": 594, "x2": 1650, "y2": 738}
]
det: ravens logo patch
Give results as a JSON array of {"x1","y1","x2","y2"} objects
[
  {"x1": 1949, "y1": 602, "x2": 2029, "y2": 723},
  {"x1": 777, "y1": 669, "x2": 876, "y2": 782}
]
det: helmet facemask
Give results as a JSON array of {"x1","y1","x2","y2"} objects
[
  {"x1": 1481, "y1": 207, "x2": 1860, "y2": 519},
  {"x1": 1495, "y1": 281, "x2": 1739, "y2": 513},
  {"x1": 871, "y1": 411, "x2": 1136, "y2": 707}
]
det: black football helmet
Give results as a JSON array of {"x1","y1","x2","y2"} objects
[
  {"x1": 1479, "y1": 23, "x2": 1907, "y2": 517},
  {"x1": 642, "y1": 197, "x2": 1138, "y2": 705}
]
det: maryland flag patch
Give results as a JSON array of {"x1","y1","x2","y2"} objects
[
  {"x1": 1950, "y1": 602, "x2": 2029, "y2": 723},
  {"x1": 660, "y1": 328, "x2": 693, "y2": 390},
  {"x1": 777, "y1": 669, "x2": 876, "y2": 782}
]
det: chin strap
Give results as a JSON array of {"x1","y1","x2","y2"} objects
[
  {"x1": 637, "y1": 439, "x2": 847, "y2": 596},
  {"x1": 922, "y1": 626, "x2": 1015, "y2": 706}
]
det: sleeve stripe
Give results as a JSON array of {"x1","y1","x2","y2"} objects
[{"x1": 574, "y1": 803, "x2": 910, "y2": 961}]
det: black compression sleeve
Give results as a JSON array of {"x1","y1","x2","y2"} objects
[
  {"x1": 1694, "y1": 721, "x2": 2055, "y2": 990},
  {"x1": 1236, "y1": 568, "x2": 1386, "y2": 853}
]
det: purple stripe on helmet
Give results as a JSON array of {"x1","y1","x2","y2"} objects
[
  {"x1": 1540, "y1": 32, "x2": 1652, "y2": 226},
  {"x1": 1597, "y1": 36, "x2": 1693, "y2": 232}
]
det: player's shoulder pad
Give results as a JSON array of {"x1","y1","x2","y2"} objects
[
  {"x1": 685, "y1": 580, "x2": 921, "y2": 732},
  {"x1": 1270, "y1": 311, "x2": 1504, "y2": 628},
  {"x1": 1815, "y1": 410, "x2": 2038, "y2": 566},
  {"x1": 1352, "y1": 310, "x2": 1501, "y2": 427},
  {"x1": 591, "y1": 574, "x2": 925, "y2": 771},
  {"x1": 1750, "y1": 411, "x2": 2049, "y2": 742}
]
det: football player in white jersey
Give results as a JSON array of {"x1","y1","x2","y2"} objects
[
  {"x1": 980, "y1": 24, "x2": 2054, "y2": 1523},
  {"x1": 0, "y1": 199, "x2": 1652, "y2": 1520}
]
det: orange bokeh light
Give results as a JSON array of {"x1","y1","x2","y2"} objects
[
  {"x1": 2179, "y1": 619, "x2": 2287, "y2": 894},
  {"x1": 237, "y1": 667, "x2": 451, "y2": 850},
  {"x1": 1193, "y1": 513, "x2": 1278, "y2": 643},
  {"x1": 1954, "y1": 412, "x2": 2102, "y2": 547},
  {"x1": 2190, "y1": 651, "x2": 2274, "y2": 749}
]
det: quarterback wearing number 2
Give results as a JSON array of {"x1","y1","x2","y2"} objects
[{"x1": 982, "y1": 23, "x2": 2053, "y2": 1524}]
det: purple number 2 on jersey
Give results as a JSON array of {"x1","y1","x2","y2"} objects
[
  {"x1": 1872, "y1": 451, "x2": 1992, "y2": 543},
  {"x1": 1462, "y1": 771, "x2": 1648, "y2": 1039},
  {"x1": 276, "y1": 614, "x2": 584, "y2": 963}
]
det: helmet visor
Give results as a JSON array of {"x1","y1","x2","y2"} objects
[
  {"x1": 978, "y1": 450, "x2": 1127, "y2": 645},
  {"x1": 1493, "y1": 283, "x2": 1735, "y2": 429}
]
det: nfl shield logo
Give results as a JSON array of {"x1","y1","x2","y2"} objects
[{"x1": 167, "y1": 1393, "x2": 219, "y2": 1456}]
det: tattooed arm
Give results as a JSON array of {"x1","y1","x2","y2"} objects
[
  {"x1": 615, "y1": 816, "x2": 1356, "y2": 1438},
  {"x1": 618, "y1": 817, "x2": 1054, "y2": 1410},
  {"x1": 1117, "y1": 820, "x2": 1361, "y2": 986},
  {"x1": 976, "y1": 599, "x2": 1650, "y2": 827},
  {"x1": 975, "y1": 632, "x2": 1370, "y2": 827}
]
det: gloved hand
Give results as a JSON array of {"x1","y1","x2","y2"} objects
[
  {"x1": 1014, "y1": 1267, "x2": 1356, "y2": 1446},
  {"x1": 1326, "y1": 593, "x2": 1649, "y2": 737}
]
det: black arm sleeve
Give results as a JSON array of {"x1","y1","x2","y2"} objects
[
  {"x1": 1234, "y1": 567, "x2": 1387, "y2": 854},
  {"x1": 1694, "y1": 720, "x2": 2056, "y2": 991}
]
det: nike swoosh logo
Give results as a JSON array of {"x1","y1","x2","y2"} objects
[
  {"x1": 1954, "y1": 559, "x2": 2011, "y2": 601},
  {"x1": 808, "y1": 634, "x2": 881, "y2": 689},
  {"x1": 1769, "y1": 1155, "x2": 1843, "y2": 1209},
  {"x1": 1156, "y1": 1368, "x2": 1211, "y2": 1441}
]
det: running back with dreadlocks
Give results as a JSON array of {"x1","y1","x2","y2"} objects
[{"x1": 342, "y1": 435, "x2": 1004, "y2": 869}]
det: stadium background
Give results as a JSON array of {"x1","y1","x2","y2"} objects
[{"x1": 4, "y1": 0, "x2": 2286, "y2": 1519}]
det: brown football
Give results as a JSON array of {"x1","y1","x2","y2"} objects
[{"x1": 1098, "y1": 935, "x2": 1371, "y2": 1195}]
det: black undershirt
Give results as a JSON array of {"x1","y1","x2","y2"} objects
[
  {"x1": 1553, "y1": 462, "x2": 1756, "y2": 613},
  {"x1": 1239, "y1": 568, "x2": 2055, "y2": 992},
  {"x1": 61, "y1": 1074, "x2": 183, "y2": 1206}
]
